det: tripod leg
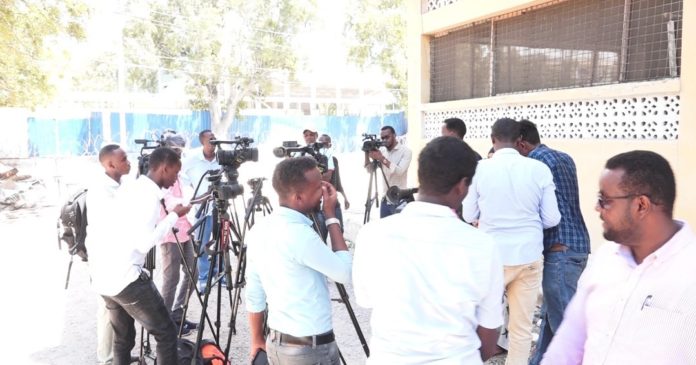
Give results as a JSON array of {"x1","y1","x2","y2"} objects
[{"x1": 335, "y1": 283, "x2": 370, "y2": 356}]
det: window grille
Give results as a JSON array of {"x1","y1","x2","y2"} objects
[{"x1": 429, "y1": 0, "x2": 683, "y2": 102}]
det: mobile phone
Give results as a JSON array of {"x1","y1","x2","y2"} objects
[{"x1": 251, "y1": 349, "x2": 268, "y2": 365}]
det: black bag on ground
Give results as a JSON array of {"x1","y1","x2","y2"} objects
[{"x1": 178, "y1": 338, "x2": 230, "y2": 365}]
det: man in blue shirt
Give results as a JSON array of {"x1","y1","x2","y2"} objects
[
  {"x1": 516, "y1": 120, "x2": 591, "y2": 365},
  {"x1": 245, "y1": 157, "x2": 352, "y2": 364}
]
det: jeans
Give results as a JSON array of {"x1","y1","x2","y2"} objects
[
  {"x1": 102, "y1": 274, "x2": 178, "y2": 365},
  {"x1": 266, "y1": 335, "x2": 340, "y2": 365},
  {"x1": 159, "y1": 240, "x2": 197, "y2": 324},
  {"x1": 529, "y1": 250, "x2": 588, "y2": 365},
  {"x1": 197, "y1": 215, "x2": 214, "y2": 290},
  {"x1": 314, "y1": 205, "x2": 343, "y2": 241},
  {"x1": 379, "y1": 197, "x2": 397, "y2": 218},
  {"x1": 96, "y1": 295, "x2": 114, "y2": 365}
]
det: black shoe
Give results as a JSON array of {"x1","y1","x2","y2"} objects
[
  {"x1": 179, "y1": 321, "x2": 196, "y2": 336},
  {"x1": 184, "y1": 319, "x2": 198, "y2": 330}
]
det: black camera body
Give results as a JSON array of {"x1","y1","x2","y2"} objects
[
  {"x1": 273, "y1": 141, "x2": 329, "y2": 173},
  {"x1": 361, "y1": 133, "x2": 385, "y2": 152},
  {"x1": 208, "y1": 137, "x2": 259, "y2": 200},
  {"x1": 134, "y1": 138, "x2": 165, "y2": 176}
]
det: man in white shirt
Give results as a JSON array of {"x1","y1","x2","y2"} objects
[
  {"x1": 461, "y1": 118, "x2": 561, "y2": 365},
  {"x1": 89, "y1": 147, "x2": 191, "y2": 365},
  {"x1": 86, "y1": 144, "x2": 131, "y2": 365},
  {"x1": 365, "y1": 126, "x2": 412, "y2": 218},
  {"x1": 182, "y1": 129, "x2": 220, "y2": 292},
  {"x1": 354, "y1": 136, "x2": 504, "y2": 364},
  {"x1": 542, "y1": 151, "x2": 696, "y2": 365},
  {"x1": 245, "y1": 157, "x2": 352, "y2": 364}
]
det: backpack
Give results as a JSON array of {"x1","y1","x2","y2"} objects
[
  {"x1": 58, "y1": 188, "x2": 89, "y2": 261},
  {"x1": 178, "y1": 338, "x2": 230, "y2": 365}
]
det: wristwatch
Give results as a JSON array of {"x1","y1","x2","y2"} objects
[{"x1": 325, "y1": 217, "x2": 341, "y2": 227}]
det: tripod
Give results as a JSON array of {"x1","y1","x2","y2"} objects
[
  {"x1": 363, "y1": 159, "x2": 390, "y2": 224},
  {"x1": 308, "y1": 212, "x2": 370, "y2": 362},
  {"x1": 244, "y1": 178, "x2": 273, "y2": 230}
]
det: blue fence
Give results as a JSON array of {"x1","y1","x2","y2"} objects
[{"x1": 25, "y1": 111, "x2": 407, "y2": 156}]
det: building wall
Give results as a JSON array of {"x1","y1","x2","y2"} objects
[{"x1": 408, "y1": 0, "x2": 694, "y2": 248}]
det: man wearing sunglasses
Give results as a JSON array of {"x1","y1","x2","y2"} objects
[{"x1": 542, "y1": 150, "x2": 696, "y2": 364}]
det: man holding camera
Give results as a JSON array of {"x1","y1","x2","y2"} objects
[
  {"x1": 246, "y1": 157, "x2": 352, "y2": 365},
  {"x1": 354, "y1": 136, "x2": 503, "y2": 364},
  {"x1": 365, "y1": 126, "x2": 412, "y2": 218},
  {"x1": 90, "y1": 147, "x2": 191, "y2": 365},
  {"x1": 182, "y1": 129, "x2": 220, "y2": 292}
]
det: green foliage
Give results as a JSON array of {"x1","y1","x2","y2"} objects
[
  {"x1": 346, "y1": 0, "x2": 406, "y2": 109},
  {"x1": 124, "y1": 0, "x2": 315, "y2": 136},
  {"x1": 0, "y1": 0, "x2": 87, "y2": 107}
]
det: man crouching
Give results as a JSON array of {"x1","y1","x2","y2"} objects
[{"x1": 246, "y1": 156, "x2": 352, "y2": 364}]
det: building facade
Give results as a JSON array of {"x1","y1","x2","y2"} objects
[{"x1": 407, "y1": 0, "x2": 693, "y2": 246}]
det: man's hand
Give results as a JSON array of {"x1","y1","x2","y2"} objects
[
  {"x1": 344, "y1": 199, "x2": 350, "y2": 210},
  {"x1": 369, "y1": 150, "x2": 384, "y2": 161},
  {"x1": 172, "y1": 204, "x2": 191, "y2": 217},
  {"x1": 321, "y1": 181, "x2": 338, "y2": 216},
  {"x1": 249, "y1": 340, "x2": 266, "y2": 361}
]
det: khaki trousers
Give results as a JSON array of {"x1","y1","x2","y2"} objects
[{"x1": 503, "y1": 260, "x2": 543, "y2": 365}]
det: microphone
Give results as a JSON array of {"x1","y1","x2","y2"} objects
[
  {"x1": 386, "y1": 186, "x2": 419, "y2": 205},
  {"x1": 134, "y1": 139, "x2": 149, "y2": 144}
]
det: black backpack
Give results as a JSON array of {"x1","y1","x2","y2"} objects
[{"x1": 57, "y1": 188, "x2": 88, "y2": 289}]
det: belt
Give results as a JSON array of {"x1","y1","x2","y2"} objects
[
  {"x1": 270, "y1": 329, "x2": 335, "y2": 346},
  {"x1": 547, "y1": 244, "x2": 568, "y2": 253}
]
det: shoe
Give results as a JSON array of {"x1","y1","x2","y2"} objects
[
  {"x1": 179, "y1": 322, "x2": 195, "y2": 336},
  {"x1": 184, "y1": 319, "x2": 198, "y2": 330},
  {"x1": 129, "y1": 355, "x2": 140, "y2": 364}
]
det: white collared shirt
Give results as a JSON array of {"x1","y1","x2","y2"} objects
[
  {"x1": 88, "y1": 175, "x2": 178, "y2": 296},
  {"x1": 378, "y1": 142, "x2": 412, "y2": 192},
  {"x1": 354, "y1": 201, "x2": 504, "y2": 364},
  {"x1": 543, "y1": 221, "x2": 696, "y2": 365},
  {"x1": 182, "y1": 147, "x2": 220, "y2": 197},
  {"x1": 244, "y1": 207, "x2": 352, "y2": 337},
  {"x1": 462, "y1": 148, "x2": 561, "y2": 265}
]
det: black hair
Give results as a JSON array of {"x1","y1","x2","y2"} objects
[
  {"x1": 418, "y1": 136, "x2": 478, "y2": 195},
  {"x1": 148, "y1": 147, "x2": 181, "y2": 171},
  {"x1": 199, "y1": 129, "x2": 213, "y2": 142},
  {"x1": 443, "y1": 118, "x2": 467, "y2": 139},
  {"x1": 272, "y1": 157, "x2": 318, "y2": 197},
  {"x1": 491, "y1": 118, "x2": 521, "y2": 143},
  {"x1": 605, "y1": 150, "x2": 676, "y2": 217},
  {"x1": 519, "y1": 119, "x2": 541, "y2": 145},
  {"x1": 98, "y1": 144, "x2": 122, "y2": 163},
  {"x1": 381, "y1": 126, "x2": 396, "y2": 135}
]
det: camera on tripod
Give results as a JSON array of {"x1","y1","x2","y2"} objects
[
  {"x1": 134, "y1": 137, "x2": 166, "y2": 176},
  {"x1": 207, "y1": 137, "x2": 259, "y2": 201},
  {"x1": 272, "y1": 141, "x2": 329, "y2": 173},
  {"x1": 361, "y1": 133, "x2": 385, "y2": 152}
]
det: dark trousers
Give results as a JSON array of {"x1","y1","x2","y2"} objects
[
  {"x1": 315, "y1": 205, "x2": 343, "y2": 241},
  {"x1": 102, "y1": 273, "x2": 178, "y2": 365},
  {"x1": 379, "y1": 197, "x2": 398, "y2": 218}
]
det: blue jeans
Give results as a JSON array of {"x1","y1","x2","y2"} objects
[
  {"x1": 379, "y1": 197, "x2": 397, "y2": 218},
  {"x1": 314, "y1": 205, "x2": 343, "y2": 241},
  {"x1": 197, "y1": 215, "x2": 214, "y2": 288},
  {"x1": 529, "y1": 250, "x2": 588, "y2": 365},
  {"x1": 102, "y1": 273, "x2": 178, "y2": 365}
]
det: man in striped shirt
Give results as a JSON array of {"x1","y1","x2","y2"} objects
[{"x1": 516, "y1": 120, "x2": 590, "y2": 365}]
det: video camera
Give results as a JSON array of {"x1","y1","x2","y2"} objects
[
  {"x1": 207, "y1": 137, "x2": 259, "y2": 200},
  {"x1": 361, "y1": 133, "x2": 385, "y2": 152},
  {"x1": 134, "y1": 137, "x2": 166, "y2": 176},
  {"x1": 272, "y1": 141, "x2": 329, "y2": 173}
]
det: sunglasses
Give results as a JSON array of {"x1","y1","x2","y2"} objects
[{"x1": 596, "y1": 193, "x2": 646, "y2": 209}]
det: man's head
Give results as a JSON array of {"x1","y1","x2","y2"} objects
[
  {"x1": 163, "y1": 133, "x2": 186, "y2": 156},
  {"x1": 318, "y1": 134, "x2": 332, "y2": 148},
  {"x1": 491, "y1": 118, "x2": 521, "y2": 147},
  {"x1": 199, "y1": 129, "x2": 216, "y2": 156},
  {"x1": 147, "y1": 147, "x2": 182, "y2": 189},
  {"x1": 516, "y1": 119, "x2": 541, "y2": 156},
  {"x1": 441, "y1": 118, "x2": 467, "y2": 139},
  {"x1": 272, "y1": 156, "x2": 323, "y2": 213},
  {"x1": 380, "y1": 126, "x2": 397, "y2": 150},
  {"x1": 99, "y1": 144, "x2": 130, "y2": 182},
  {"x1": 418, "y1": 136, "x2": 478, "y2": 209},
  {"x1": 597, "y1": 150, "x2": 676, "y2": 244},
  {"x1": 303, "y1": 128, "x2": 318, "y2": 145}
]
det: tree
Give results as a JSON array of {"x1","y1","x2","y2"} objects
[
  {"x1": 123, "y1": 0, "x2": 315, "y2": 138},
  {"x1": 0, "y1": 0, "x2": 87, "y2": 107},
  {"x1": 345, "y1": 0, "x2": 406, "y2": 109}
]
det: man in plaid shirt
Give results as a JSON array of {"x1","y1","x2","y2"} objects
[{"x1": 516, "y1": 120, "x2": 591, "y2": 365}]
